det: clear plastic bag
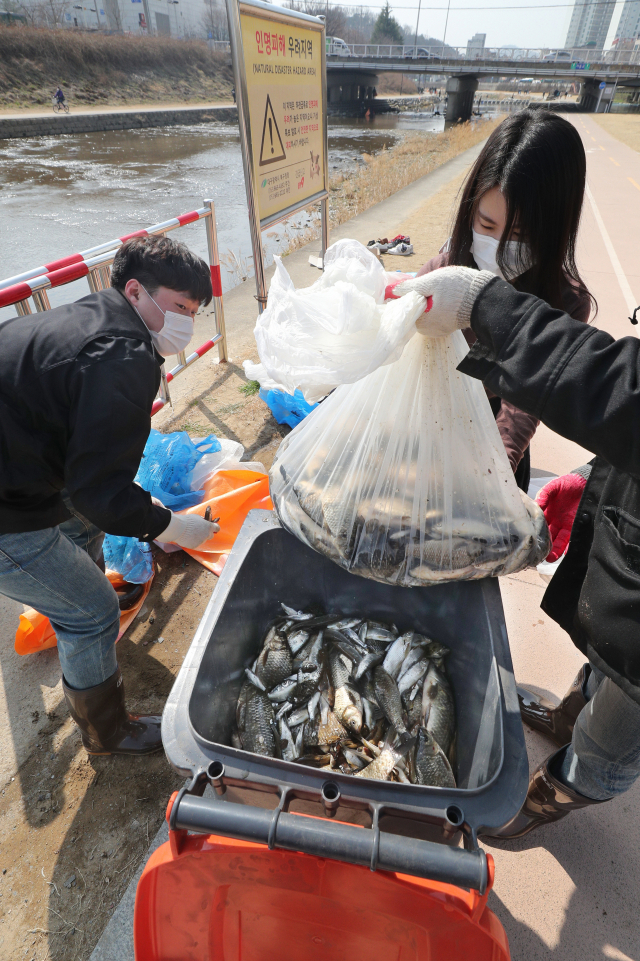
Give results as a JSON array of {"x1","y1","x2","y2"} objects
[
  {"x1": 243, "y1": 239, "x2": 425, "y2": 404},
  {"x1": 271, "y1": 331, "x2": 550, "y2": 586}
]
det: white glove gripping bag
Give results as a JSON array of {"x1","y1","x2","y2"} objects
[
  {"x1": 244, "y1": 239, "x2": 425, "y2": 404},
  {"x1": 270, "y1": 328, "x2": 550, "y2": 586}
]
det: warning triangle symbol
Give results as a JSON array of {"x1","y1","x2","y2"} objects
[{"x1": 259, "y1": 95, "x2": 286, "y2": 166}]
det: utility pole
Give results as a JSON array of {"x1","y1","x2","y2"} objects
[
  {"x1": 441, "y1": 0, "x2": 451, "y2": 58},
  {"x1": 413, "y1": 0, "x2": 421, "y2": 51}
]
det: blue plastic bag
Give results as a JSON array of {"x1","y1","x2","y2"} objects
[
  {"x1": 259, "y1": 388, "x2": 318, "y2": 429},
  {"x1": 103, "y1": 535, "x2": 154, "y2": 584},
  {"x1": 104, "y1": 429, "x2": 222, "y2": 583},
  {"x1": 134, "y1": 429, "x2": 221, "y2": 510}
]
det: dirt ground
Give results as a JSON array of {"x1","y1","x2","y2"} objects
[
  {"x1": 593, "y1": 112, "x2": 640, "y2": 153},
  {"x1": 0, "y1": 131, "x2": 482, "y2": 960}
]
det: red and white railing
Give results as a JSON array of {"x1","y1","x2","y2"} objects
[{"x1": 0, "y1": 199, "x2": 228, "y2": 415}]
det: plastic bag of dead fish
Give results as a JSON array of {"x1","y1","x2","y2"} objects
[
  {"x1": 271, "y1": 326, "x2": 550, "y2": 586},
  {"x1": 234, "y1": 605, "x2": 457, "y2": 787}
]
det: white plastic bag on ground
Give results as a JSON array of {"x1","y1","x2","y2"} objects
[
  {"x1": 185, "y1": 438, "x2": 264, "y2": 490},
  {"x1": 244, "y1": 239, "x2": 425, "y2": 404},
  {"x1": 271, "y1": 330, "x2": 550, "y2": 586}
]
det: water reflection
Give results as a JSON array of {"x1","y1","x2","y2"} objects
[{"x1": 0, "y1": 112, "x2": 446, "y2": 318}]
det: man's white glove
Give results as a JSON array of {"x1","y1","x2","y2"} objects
[
  {"x1": 394, "y1": 266, "x2": 495, "y2": 337},
  {"x1": 159, "y1": 512, "x2": 220, "y2": 550}
]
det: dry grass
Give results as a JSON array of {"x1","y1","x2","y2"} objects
[
  {"x1": 376, "y1": 73, "x2": 419, "y2": 95},
  {"x1": 0, "y1": 26, "x2": 233, "y2": 108},
  {"x1": 592, "y1": 113, "x2": 640, "y2": 154},
  {"x1": 327, "y1": 117, "x2": 502, "y2": 228}
]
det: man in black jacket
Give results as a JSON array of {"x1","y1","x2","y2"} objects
[
  {"x1": 397, "y1": 266, "x2": 640, "y2": 837},
  {"x1": 0, "y1": 236, "x2": 218, "y2": 757}
]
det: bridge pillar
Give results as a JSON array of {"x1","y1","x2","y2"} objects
[
  {"x1": 326, "y1": 69, "x2": 379, "y2": 115},
  {"x1": 446, "y1": 75, "x2": 478, "y2": 123},
  {"x1": 578, "y1": 79, "x2": 616, "y2": 113}
]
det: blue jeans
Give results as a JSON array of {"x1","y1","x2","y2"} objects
[
  {"x1": 0, "y1": 498, "x2": 119, "y2": 690},
  {"x1": 560, "y1": 664, "x2": 640, "y2": 800}
]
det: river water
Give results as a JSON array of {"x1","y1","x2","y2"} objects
[{"x1": 0, "y1": 112, "x2": 445, "y2": 319}]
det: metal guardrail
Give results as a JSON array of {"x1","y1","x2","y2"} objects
[
  {"x1": 331, "y1": 44, "x2": 640, "y2": 67},
  {"x1": 0, "y1": 199, "x2": 229, "y2": 415}
]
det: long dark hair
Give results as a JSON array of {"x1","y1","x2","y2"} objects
[{"x1": 449, "y1": 109, "x2": 595, "y2": 315}]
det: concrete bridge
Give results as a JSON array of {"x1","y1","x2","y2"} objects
[{"x1": 326, "y1": 45, "x2": 640, "y2": 121}]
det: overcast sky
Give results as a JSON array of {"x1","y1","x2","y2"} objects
[{"x1": 340, "y1": 0, "x2": 627, "y2": 51}]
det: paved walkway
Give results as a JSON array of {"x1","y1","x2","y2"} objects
[{"x1": 0, "y1": 101, "x2": 233, "y2": 120}]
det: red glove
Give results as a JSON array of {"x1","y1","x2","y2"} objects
[
  {"x1": 536, "y1": 473, "x2": 587, "y2": 562},
  {"x1": 385, "y1": 276, "x2": 432, "y2": 312}
]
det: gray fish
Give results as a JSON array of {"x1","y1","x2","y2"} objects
[
  {"x1": 254, "y1": 630, "x2": 293, "y2": 689},
  {"x1": 354, "y1": 649, "x2": 385, "y2": 681},
  {"x1": 413, "y1": 727, "x2": 456, "y2": 788},
  {"x1": 399, "y1": 645, "x2": 428, "y2": 675},
  {"x1": 237, "y1": 683, "x2": 278, "y2": 757},
  {"x1": 275, "y1": 700, "x2": 293, "y2": 720},
  {"x1": 374, "y1": 666, "x2": 408, "y2": 739},
  {"x1": 403, "y1": 686, "x2": 423, "y2": 733},
  {"x1": 422, "y1": 664, "x2": 455, "y2": 757},
  {"x1": 296, "y1": 631, "x2": 324, "y2": 668},
  {"x1": 267, "y1": 676, "x2": 298, "y2": 702},
  {"x1": 397, "y1": 658, "x2": 430, "y2": 695},
  {"x1": 281, "y1": 603, "x2": 313, "y2": 621},
  {"x1": 291, "y1": 661, "x2": 322, "y2": 705},
  {"x1": 244, "y1": 668, "x2": 266, "y2": 691},
  {"x1": 288, "y1": 703, "x2": 310, "y2": 727},
  {"x1": 329, "y1": 649, "x2": 362, "y2": 733},
  {"x1": 424, "y1": 639, "x2": 450, "y2": 660},
  {"x1": 287, "y1": 629, "x2": 310, "y2": 655},
  {"x1": 382, "y1": 633, "x2": 413, "y2": 679},
  {"x1": 278, "y1": 715, "x2": 296, "y2": 761}
]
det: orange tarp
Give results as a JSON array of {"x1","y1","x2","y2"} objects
[
  {"x1": 181, "y1": 469, "x2": 273, "y2": 574},
  {"x1": 14, "y1": 570, "x2": 153, "y2": 656}
]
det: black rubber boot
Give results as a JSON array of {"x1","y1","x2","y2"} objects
[
  {"x1": 517, "y1": 664, "x2": 591, "y2": 747},
  {"x1": 481, "y1": 746, "x2": 609, "y2": 840},
  {"x1": 63, "y1": 668, "x2": 162, "y2": 756}
]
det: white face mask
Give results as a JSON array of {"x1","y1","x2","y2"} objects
[
  {"x1": 470, "y1": 229, "x2": 531, "y2": 280},
  {"x1": 135, "y1": 285, "x2": 194, "y2": 357}
]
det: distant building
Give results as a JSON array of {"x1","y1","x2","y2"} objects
[
  {"x1": 466, "y1": 32, "x2": 486, "y2": 58},
  {"x1": 615, "y1": 1, "x2": 640, "y2": 42},
  {"x1": 18, "y1": 0, "x2": 226, "y2": 38},
  {"x1": 565, "y1": 0, "x2": 616, "y2": 51}
]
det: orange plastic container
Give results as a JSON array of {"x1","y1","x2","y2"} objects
[{"x1": 134, "y1": 799, "x2": 510, "y2": 961}]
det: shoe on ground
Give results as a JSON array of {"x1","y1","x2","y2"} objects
[
  {"x1": 386, "y1": 242, "x2": 413, "y2": 256},
  {"x1": 518, "y1": 664, "x2": 590, "y2": 747},
  {"x1": 481, "y1": 745, "x2": 609, "y2": 840},
  {"x1": 63, "y1": 667, "x2": 163, "y2": 756}
]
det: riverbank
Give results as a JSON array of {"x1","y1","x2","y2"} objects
[{"x1": 0, "y1": 27, "x2": 233, "y2": 110}]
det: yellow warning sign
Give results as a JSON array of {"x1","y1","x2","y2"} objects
[
  {"x1": 239, "y1": 6, "x2": 326, "y2": 223},
  {"x1": 259, "y1": 95, "x2": 286, "y2": 166}
]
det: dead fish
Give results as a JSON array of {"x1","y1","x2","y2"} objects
[
  {"x1": 397, "y1": 658, "x2": 430, "y2": 695},
  {"x1": 422, "y1": 663, "x2": 455, "y2": 757},
  {"x1": 245, "y1": 668, "x2": 266, "y2": 691},
  {"x1": 354, "y1": 649, "x2": 385, "y2": 680},
  {"x1": 329, "y1": 648, "x2": 363, "y2": 734},
  {"x1": 254, "y1": 631, "x2": 293, "y2": 689},
  {"x1": 355, "y1": 737, "x2": 414, "y2": 780},
  {"x1": 278, "y1": 715, "x2": 296, "y2": 761},
  {"x1": 237, "y1": 683, "x2": 278, "y2": 757},
  {"x1": 382, "y1": 633, "x2": 413, "y2": 679},
  {"x1": 374, "y1": 666, "x2": 409, "y2": 740},
  {"x1": 291, "y1": 661, "x2": 322, "y2": 705},
  {"x1": 318, "y1": 710, "x2": 347, "y2": 745},
  {"x1": 268, "y1": 676, "x2": 298, "y2": 702},
  {"x1": 281, "y1": 603, "x2": 314, "y2": 621},
  {"x1": 413, "y1": 727, "x2": 456, "y2": 788},
  {"x1": 287, "y1": 629, "x2": 310, "y2": 655}
]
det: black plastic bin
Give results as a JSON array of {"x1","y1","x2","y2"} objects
[{"x1": 162, "y1": 510, "x2": 528, "y2": 891}]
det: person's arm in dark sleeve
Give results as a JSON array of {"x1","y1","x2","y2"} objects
[
  {"x1": 64, "y1": 338, "x2": 171, "y2": 539},
  {"x1": 458, "y1": 278, "x2": 640, "y2": 478}
]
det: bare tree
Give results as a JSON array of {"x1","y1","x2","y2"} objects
[
  {"x1": 284, "y1": 1, "x2": 346, "y2": 38},
  {"x1": 203, "y1": 0, "x2": 228, "y2": 40}
]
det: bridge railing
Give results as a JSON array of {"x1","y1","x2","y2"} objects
[{"x1": 334, "y1": 44, "x2": 640, "y2": 67}]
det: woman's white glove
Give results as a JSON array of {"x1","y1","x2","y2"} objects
[
  {"x1": 159, "y1": 512, "x2": 220, "y2": 550},
  {"x1": 394, "y1": 266, "x2": 495, "y2": 337}
]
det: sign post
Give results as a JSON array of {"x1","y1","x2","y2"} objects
[{"x1": 225, "y1": 0, "x2": 328, "y2": 309}]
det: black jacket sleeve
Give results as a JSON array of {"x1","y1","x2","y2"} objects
[
  {"x1": 64, "y1": 337, "x2": 172, "y2": 539},
  {"x1": 458, "y1": 277, "x2": 640, "y2": 479}
]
